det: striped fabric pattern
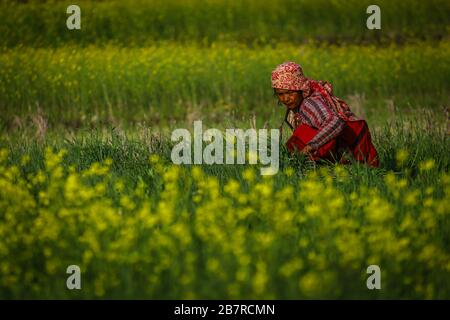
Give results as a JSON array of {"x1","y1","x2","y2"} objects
[{"x1": 286, "y1": 93, "x2": 347, "y2": 150}]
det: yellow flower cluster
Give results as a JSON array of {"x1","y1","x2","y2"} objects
[
  {"x1": 0, "y1": 148, "x2": 448, "y2": 299},
  {"x1": 1, "y1": 41, "x2": 449, "y2": 124}
]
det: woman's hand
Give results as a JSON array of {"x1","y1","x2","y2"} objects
[{"x1": 301, "y1": 144, "x2": 317, "y2": 157}]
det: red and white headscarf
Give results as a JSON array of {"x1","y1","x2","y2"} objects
[{"x1": 271, "y1": 61, "x2": 357, "y2": 121}]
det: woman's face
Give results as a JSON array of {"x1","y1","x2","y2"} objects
[{"x1": 274, "y1": 88, "x2": 303, "y2": 110}]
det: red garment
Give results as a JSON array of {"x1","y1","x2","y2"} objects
[
  {"x1": 286, "y1": 120, "x2": 380, "y2": 167},
  {"x1": 286, "y1": 93, "x2": 347, "y2": 150}
]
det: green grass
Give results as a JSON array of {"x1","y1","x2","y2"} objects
[
  {"x1": 1, "y1": 0, "x2": 449, "y2": 300},
  {"x1": 1, "y1": 41, "x2": 449, "y2": 130},
  {"x1": 1, "y1": 0, "x2": 449, "y2": 47},
  {"x1": 0, "y1": 120, "x2": 449, "y2": 299},
  {"x1": 2, "y1": 118, "x2": 449, "y2": 188}
]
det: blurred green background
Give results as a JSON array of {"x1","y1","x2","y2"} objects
[{"x1": 0, "y1": 0, "x2": 449, "y2": 133}]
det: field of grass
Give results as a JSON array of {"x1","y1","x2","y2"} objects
[
  {"x1": 0, "y1": 0, "x2": 449, "y2": 300},
  {"x1": 1, "y1": 119, "x2": 449, "y2": 299},
  {"x1": 1, "y1": 41, "x2": 449, "y2": 130},
  {"x1": 1, "y1": 0, "x2": 449, "y2": 47}
]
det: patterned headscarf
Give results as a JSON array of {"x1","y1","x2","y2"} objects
[{"x1": 271, "y1": 61, "x2": 357, "y2": 121}]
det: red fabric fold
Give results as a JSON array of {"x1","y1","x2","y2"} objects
[{"x1": 286, "y1": 120, "x2": 380, "y2": 167}]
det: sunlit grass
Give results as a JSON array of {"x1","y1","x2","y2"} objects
[
  {"x1": 0, "y1": 122, "x2": 448, "y2": 299},
  {"x1": 1, "y1": 41, "x2": 449, "y2": 129}
]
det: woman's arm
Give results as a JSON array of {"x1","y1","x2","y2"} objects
[{"x1": 300, "y1": 96, "x2": 346, "y2": 150}]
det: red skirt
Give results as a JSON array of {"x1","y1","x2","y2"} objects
[{"x1": 286, "y1": 120, "x2": 380, "y2": 167}]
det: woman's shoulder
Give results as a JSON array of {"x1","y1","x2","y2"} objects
[{"x1": 301, "y1": 92, "x2": 329, "y2": 110}]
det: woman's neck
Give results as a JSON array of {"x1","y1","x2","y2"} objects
[{"x1": 290, "y1": 105, "x2": 300, "y2": 113}]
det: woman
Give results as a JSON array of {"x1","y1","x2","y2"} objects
[{"x1": 272, "y1": 61, "x2": 379, "y2": 167}]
